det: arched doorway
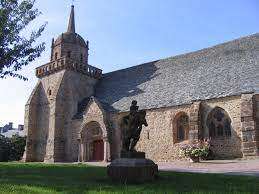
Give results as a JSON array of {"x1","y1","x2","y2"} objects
[{"x1": 80, "y1": 121, "x2": 105, "y2": 161}]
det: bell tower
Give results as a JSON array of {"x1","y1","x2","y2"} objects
[
  {"x1": 49, "y1": 5, "x2": 89, "y2": 66},
  {"x1": 23, "y1": 5, "x2": 102, "y2": 162},
  {"x1": 36, "y1": 5, "x2": 102, "y2": 79}
]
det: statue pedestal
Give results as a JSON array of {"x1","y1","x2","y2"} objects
[
  {"x1": 120, "y1": 151, "x2": 145, "y2": 158},
  {"x1": 107, "y1": 152, "x2": 158, "y2": 183}
]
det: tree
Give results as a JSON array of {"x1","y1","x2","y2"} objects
[
  {"x1": 0, "y1": 134, "x2": 26, "y2": 162},
  {"x1": 0, "y1": 135, "x2": 11, "y2": 161},
  {"x1": 0, "y1": 0, "x2": 46, "y2": 80},
  {"x1": 9, "y1": 134, "x2": 26, "y2": 161}
]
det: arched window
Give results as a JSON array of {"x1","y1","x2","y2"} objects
[
  {"x1": 206, "y1": 107, "x2": 231, "y2": 138},
  {"x1": 174, "y1": 112, "x2": 189, "y2": 142},
  {"x1": 47, "y1": 88, "x2": 52, "y2": 96}
]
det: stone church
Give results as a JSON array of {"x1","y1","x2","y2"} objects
[{"x1": 23, "y1": 6, "x2": 259, "y2": 162}]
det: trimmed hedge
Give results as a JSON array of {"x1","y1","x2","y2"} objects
[{"x1": 0, "y1": 134, "x2": 26, "y2": 162}]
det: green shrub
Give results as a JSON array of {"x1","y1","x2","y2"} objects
[{"x1": 0, "y1": 134, "x2": 26, "y2": 162}]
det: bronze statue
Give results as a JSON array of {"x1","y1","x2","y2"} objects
[
  {"x1": 121, "y1": 100, "x2": 148, "y2": 152},
  {"x1": 108, "y1": 101, "x2": 157, "y2": 183}
]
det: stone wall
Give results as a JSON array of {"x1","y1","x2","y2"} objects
[
  {"x1": 54, "y1": 71, "x2": 98, "y2": 162},
  {"x1": 40, "y1": 70, "x2": 66, "y2": 162},
  {"x1": 110, "y1": 113, "x2": 123, "y2": 160},
  {"x1": 256, "y1": 94, "x2": 259, "y2": 155},
  {"x1": 24, "y1": 70, "x2": 65, "y2": 162},
  {"x1": 23, "y1": 82, "x2": 42, "y2": 161},
  {"x1": 24, "y1": 69, "x2": 98, "y2": 162},
  {"x1": 68, "y1": 119, "x2": 82, "y2": 161},
  {"x1": 60, "y1": 42, "x2": 88, "y2": 64},
  {"x1": 113, "y1": 95, "x2": 243, "y2": 162},
  {"x1": 52, "y1": 36, "x2": 88, "y2": 64},
  {"x1": 24, "y1": 70, "x2": 66, "y2": 162},
  {"x1": 63, "y1": 93, "x2": 258, "y2": 162},
  {"x1": 240, "y1": 93, "x2": 258, "y2": 157},
  {"x1": 200, "y1": 96, "x2": 242, "y2": 158},
  {"x1": 117, "y1": 104, "x2": 191, "y2": 162}
]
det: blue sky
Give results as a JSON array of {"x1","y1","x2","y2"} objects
[{"x1": 0, "y1": 0, "x2": 258, "y2": 127}]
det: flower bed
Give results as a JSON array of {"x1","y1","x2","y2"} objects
[{"x1": 180, "y1": 139, "x2": 211, "y2": 162}]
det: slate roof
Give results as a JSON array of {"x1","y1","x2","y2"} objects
[
  {"x1": 95, "y1": 33, "x2": 259, "y2": 112},
  {"x1": 73, "y1": 97, "x2": 91, "y2": 119}
]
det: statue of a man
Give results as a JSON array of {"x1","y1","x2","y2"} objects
[
  {"x1": 121, "y1": 100, "x2": 148, "y2": 152},
  {"x1": 130, "y1": 100, "x2": 139, "y2": 116},
  {"x1": 128, "y1": 100, "x2": 139, "y2": 127}
]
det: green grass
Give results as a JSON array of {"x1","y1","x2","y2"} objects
[{"x1": 0, "y1": 162, "x2": 258, "y2": 194}]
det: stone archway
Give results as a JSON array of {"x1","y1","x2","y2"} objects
[{"x1": 78, "y1": 121, "x2": 110, "y2": 162}]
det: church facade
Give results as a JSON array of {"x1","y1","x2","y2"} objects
[{"x1": 23, "y1": 6, "x2": 259, "y2": 162}]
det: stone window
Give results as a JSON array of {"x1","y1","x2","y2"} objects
[
  {"x1": 206, "y1": 107, "x2": 232, "y2": 138},
  {"x1": 174, "y1": 112, "x2": 189, "y2": 143},
  {"x1": 48, "y1": 89, "x2": 52, "y2": 96}
]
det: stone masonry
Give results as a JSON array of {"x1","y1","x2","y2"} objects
[{"x1": 241, "y1": 93, "x2": 258, "y2": 156}]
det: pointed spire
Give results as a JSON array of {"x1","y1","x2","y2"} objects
[{"x1": 67, "y1": 5, "x2": 75, "y2": 33}]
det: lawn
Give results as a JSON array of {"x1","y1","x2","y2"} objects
[{"x1": 0, "y1": 163, "x2": 258, "y2": 194}]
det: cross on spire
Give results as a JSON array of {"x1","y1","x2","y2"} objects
[{"x1": 67, "y1": 5, "x2": 75, "y2": 33}]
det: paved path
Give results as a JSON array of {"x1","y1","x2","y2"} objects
[
  {"x1": 85, "y1": 158, "x2": 259, "y2": 177},
  {"x1": 158, "y1": 159, "x2": 259, "y2": 177}
]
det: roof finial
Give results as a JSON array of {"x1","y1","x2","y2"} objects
[{"x1": 67, "y1": 4, "x2": 75, "y2": 33}]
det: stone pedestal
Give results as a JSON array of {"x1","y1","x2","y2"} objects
[
  {"x1": 120, "y1": 151, "x2": 145, "y2": 158},
  {"x1": 107, "y1": 152, "x2": 158, "y2": 183}
]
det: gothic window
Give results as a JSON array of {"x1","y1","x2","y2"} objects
[
  {"x1": 206, "y1": 107, "x2": 232, "y2": 138},
  {"x1": 174, "y1": 112, "x2": 189, "y2": 142}
]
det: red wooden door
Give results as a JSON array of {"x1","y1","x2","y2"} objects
[{"x1": 93, "y1": 140, "x2": 104, "y2": 161}]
